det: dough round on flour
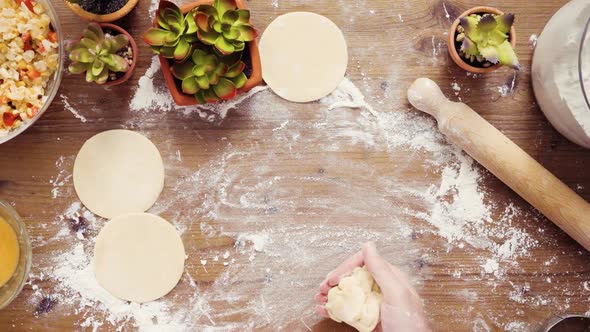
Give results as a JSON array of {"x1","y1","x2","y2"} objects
[
  {"x1": 93, "y1": 213, "x2": 185, "y2": 303},
  {"x1": 259, "y1": 12, "x2": 348, "y2": 103},
  {"x1": 325, "y1": 267, "x2": 383, "y2": 332},
  {"x1": 73, "y1": 130, "x2": 165, "y2": 219}
]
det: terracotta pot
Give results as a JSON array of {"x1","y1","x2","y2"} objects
[
  {"x1": 64, "y1": 0, "x2": 140, "y2": 23},
  {"x1": 72, "y1": 23, "x2": 138, "y2": 86},
  {"x1": 448, "y1": 6, "x2": 517, "y2": 74},
  {"x1": 156, "y1": 0, "x2": 263, "y2": 106}
]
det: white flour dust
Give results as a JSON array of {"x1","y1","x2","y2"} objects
[
  {"x1": 33, "y1": 72, "x2": 560, "y2": 331},
  {"x1": 61, "y1": 94, "x2": 88, "y2": 123}
]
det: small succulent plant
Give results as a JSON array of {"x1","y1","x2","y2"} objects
[
  {"x1": 457, "y1": 13, "x2": 520, "y2": 70},
  {"x1": 143, "y1": 1, "x2": 199, "y2": 63},
  {"x1": 193, "y1": 0, "x2": 256, "y2": 55},
  {"x1": 171, "y1": 48, "x2": 248, "y2": 104},
  {"x1": 67, "y1": 23, "x2": 130, "y2": 84}
]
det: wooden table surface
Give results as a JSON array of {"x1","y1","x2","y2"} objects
[{"x1": 1, "y1": 0, "x2": 590, "y2": 331}]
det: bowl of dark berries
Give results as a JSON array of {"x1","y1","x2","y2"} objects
[{"x1": 63, "y1": 0, "x2": 140, "y2": 23}]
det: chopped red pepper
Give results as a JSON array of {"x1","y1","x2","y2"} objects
[
  {"x1": 27, "y1": 70, "x2": 41, "y2": 80},
  {"x1": 47, "y1": 31, "x2": 58, "y2": 43},
  {"x1": 16, "y1": 0, "x2": 35, "y2": 12},
  {"x1": 22, "y1": 32, "x2": 33, "y2": 51},
  {"x1": 3, "y1": 113, "x2": 20, "y2": 126}
]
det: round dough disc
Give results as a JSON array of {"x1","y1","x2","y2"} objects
[
  {"x1": 259, "y1": 12, "x2": 348, "y2": 103},
  {"x1": 93, "y1": 213, "x2": 185, "y2": 303},
  {"x1": 73, "y1": 130, "x2": 165, "y2": 219}
]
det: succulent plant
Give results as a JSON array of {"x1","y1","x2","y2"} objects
[
  {"x1": 457, "y1": 13, "x2": 520, "y2": 70},
  {"x1": 143, "y1": 0, "x2": 199, "y2": 63},
  {"x1": 67, "y1": 23, "x2": 130, "y2": 84},
  {"x1": 171, "y1": 48, "x2": 248, "y2": 104},
  {"x1": 193, "y1": 0, "x2": 256, "y2": 55}
]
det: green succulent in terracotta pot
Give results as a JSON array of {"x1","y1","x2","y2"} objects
[
  {"x1": 143, "y1": 0, "x2": 198, "y2": 62},
  {"x1": 193, "y1": 0, "x2": 257, "y2": 55},
  {"x1": 171, "y1": 48, "x2": 247, "y2": 104},
  {"x1": 68, "y1": 23, "x2": 131, "y2": 84}
]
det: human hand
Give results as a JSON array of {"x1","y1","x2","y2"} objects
[{"x1": 314, "y1": 242, "x2": 430, "y2": 332}]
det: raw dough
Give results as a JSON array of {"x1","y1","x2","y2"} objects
[
  {"x1": 325, "y1": 267, "x2": 383, "y2": 332},
  {"x1": 93, "y1": 213, "x2": 185, "y2": 303},
  {"x1": 73, "y1": 130, "x2": 165, "y2": 219},
  {"x1": 259, "y1": 12, "x2": 348, "y2": 103}
]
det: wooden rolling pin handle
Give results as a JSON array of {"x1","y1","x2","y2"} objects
[{"x1": 408, "y1": 78, "x2": 590, "y2": 252}]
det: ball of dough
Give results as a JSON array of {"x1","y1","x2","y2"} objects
[
  {"x1": 73, "y1": 130, "x2": 165, "y2": 219},
  {"x1": 325, "y1": 267, "x2": 383, "y2": 332},
  {"x1": 93, "y1": 213, "x2": 185, "y2": 303},
  {"x1": 259, "y1": 12, "x2": 348, "y2": 103}
]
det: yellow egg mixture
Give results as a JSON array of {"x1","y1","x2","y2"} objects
[{"x1": 0, "y1": 216, "x2": 19, "y2": 287}]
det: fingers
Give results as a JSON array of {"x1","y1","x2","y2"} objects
[
  {"x1": 314, "y1": 293, "x2": 328, "y2": 304},
  {"x1": 315, "y1": 305, "x2": 330, "y2": 318},
  {"x1": 362, "y1": 242, "x2": 407, "y2": 299},
  {"x1": 319, "y1": 249, "x2": 364, "y2": 295}
]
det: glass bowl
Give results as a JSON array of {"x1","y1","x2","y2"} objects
[
  {"x1": 532, "y1": 0, "x2": 590, "y2": 148},
  {"x1": 0, "y1": 0, "x2": 65, "y2": 145},
  {"x1": 0, "y1": 201, "x2": 31, "y2": 310}
]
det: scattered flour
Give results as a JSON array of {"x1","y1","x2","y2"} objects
[
  {"x1": 529, "y1": 34, "x2": 538, "y2": 49},
  {"x1": 61, "y1": 94, "x2": 87, "y2": 123}
]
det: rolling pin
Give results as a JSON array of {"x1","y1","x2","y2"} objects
[{"x1": 407, "y1": 78, "x2": 590, "y2": 252}]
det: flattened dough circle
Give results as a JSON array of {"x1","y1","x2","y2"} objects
[
  {"x1": 93, "y1": 213, "x2": 185, "y2": 303},
  {"x1": 73, "y1": 130, "x2": 165, "y2": 219},
  {"x1": 259, "y1": 12, "x2": 348, "y2": 102}
]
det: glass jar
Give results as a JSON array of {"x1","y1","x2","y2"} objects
[
  {"x1": 0, "y1": 201, "x2": 31, "y2": 310},
  {"x1": 532, "y1": 0, "x2": 590, "y2": 148}
]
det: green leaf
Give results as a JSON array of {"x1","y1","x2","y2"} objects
[
  {"x1": 160, "y1": 46, "x2": 176, "y2": 58},
  {"x1": 215, "y1": 37, "x2": 235, "y2": 55},
  {"x1": 225, "y1": 61, "x2": 245, "y2": 78},
  {"x1": 460, "y1": 16, "x2": 480, "y2": 43},
  {"x1": 230, "y1": 72, "x2": 247, "y2": 89},
  {"x1": 182, "y1": 77, "x2": 200, "y2": 94},
  {"x1": 460, "y1": 37, "x2": 479, "y2": 56},
  {"x1": 196, "y1": 75, "x2": 210, "y2": 89},
  {"x1": 85, "y1": 67, "x2": 96, "y2": 82},
  {"x1": 478, "y1": 45, "x2": 499, "y2": 64},
  {"x1": 477, "y1": 14, "x2": 497, "y2": 33},
  {"x1": 86, "y1": 23, "x2": 104, "y2": 42},
  {"x1": 68, "y1": 62, "x2": 89, "y2": 74},
  {"x1": 236, "y1": 9, "x2": 250, "y2": 24},
  {"x1": 236, "y1": 25, "x2": 256, "y2": 41},
  {"x1": 495, "y1": 14, "x2": 514, "y2": 34},
  {"x1": 203, "y1": 89, "x2": 220, "y2": 103},
  {"x1": 208, "y1": 71, "x2": 220, "y2": 85},
  {"x1": 213, "y1": 21, "x2": 223, "y2": 33},
  {"x1": 222, "y1": 10, "x2": 239, "y2": 24},
  {"x1": 232, "y1": 40, "x2": 245, "y2": 52},
  {"x1": 223, "y1": 27, "x2": 240, "y2": 40},
  {"x1": 91, "y1": 59, "x2": 105, "y2": 76},
  {"x1": 197, "y1": 30, "x2": 219, "y2": 45},
  {"x1": 69, "y1": 48, "x2": 95, "y2": 63},
  {"x1": 195, "y1": 12, "x2": 210, "y2": 32},
  {"x1": 108, "y1": 34, "x2": 129, "y2": 53},
  {"x1": 174, "y1": 38, "x2": 192, "y2": 62},
  {"x1": 171, "y1": 60, "x2": 194, "y2": 80},
  {"x1": 497, "y1": 40, "x2": 520, "y2": 69},
  {"x1": 194, "y1": 90, "x2": 207, "y2": 104},
  {"x1": 213, "y1": 77, "x2": 237, "y2": 100},
  {"x1": 143, "y1": 28, "x2": 175, "y2": 46},
  {"x1": 215, "y1": 0, "x2": 237, "y2": 18},
  {"x1": 191, "y1": 49, "x2": 209, "y2": 65},
  {"x1": 95, "y1": 67, "x2": 109, "y2": 84},
  {"x1": 100, "y1": 54, "x2": 129, "y2": 72},
  {"x1": 196, "y1": 4, "x2": 217, "y2": 17}
]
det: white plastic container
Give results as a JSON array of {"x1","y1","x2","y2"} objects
[{"x1": 532, "y1": 0, "x2": 590, "y2": 148}]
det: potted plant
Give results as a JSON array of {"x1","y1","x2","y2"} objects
[
  {"x1": 63, "y1": 0, "x2": 140, "y2": 23},
  {"x1": 67, "y1": 23, "x2": 138, "y2": 86},
  {"x1": 142, "y1": 0, "x2": 263, "y2": 106},
  {"x1": 448, "y1": 6, "x2": 520, "y2": 73}
]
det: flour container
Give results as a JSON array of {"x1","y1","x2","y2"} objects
[{"x1": 532, "y1": 0, "x2": 590, "y2": 148}]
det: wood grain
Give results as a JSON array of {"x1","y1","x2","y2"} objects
[{"x1": 1, "y1": 0, "x2": 590, "y2": 331}]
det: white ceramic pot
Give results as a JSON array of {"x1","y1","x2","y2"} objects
[{"x1": 532, "y1": 0, "x2": 590, "y2": 148}]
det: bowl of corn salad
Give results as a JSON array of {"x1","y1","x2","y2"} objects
[{"x1": 0, "y1": 0, "x2": 63, "y2": 144}]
